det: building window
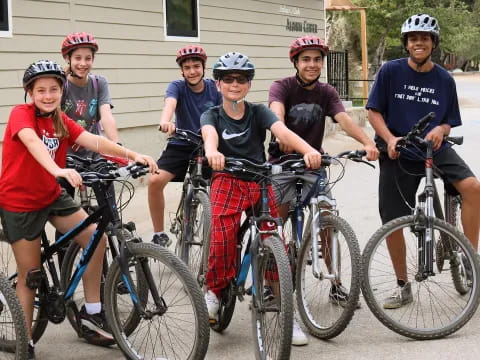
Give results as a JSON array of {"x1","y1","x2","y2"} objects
[
  {"x1": 164, "y1": 0, "x2": 199, "y2": 40},
  {"x1": 0, "y1": 0, "x2": 12, "y2": 37}
]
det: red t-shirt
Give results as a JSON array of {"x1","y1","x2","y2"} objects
[{"x1": 0, "y1": 103, "x2": 84, "y2": 212}]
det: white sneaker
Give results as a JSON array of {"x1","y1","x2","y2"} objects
[
  {"x1": 205, "y1": 290, "x2": 219, "y2": 320},
  {"x1": 292, "y1": 317, "x2": 308, "y2": 346}
]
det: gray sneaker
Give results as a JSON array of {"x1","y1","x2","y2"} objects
[
  {"x1": 383, "y1": 282, "x2": 413, "y2": 309},
  {"x1": 152, "y1": 233, "x2": 172, "y2": 247}
]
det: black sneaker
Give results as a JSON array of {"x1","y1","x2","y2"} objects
[
  {"x1": 79, "y1": 306, "x2": 114, "y2": 342},
  {"x1": 28, "y1": 342, "x2": 35, "y2": 360},
  {"x1": 152, "y1": 233, "x2": 172, "y2": 247},
  {"x1": 329, "y1": 284, "x2": 360, "y2": 309}
]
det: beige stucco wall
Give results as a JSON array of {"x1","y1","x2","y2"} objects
[{"x1": 0, "y1": 0, "x2": 325, "y2": 157}]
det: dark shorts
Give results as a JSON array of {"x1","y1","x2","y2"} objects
[
  {"x1": 379, "y1": 147, "x2": 475, "y2": 224},
  {"x1": 0, "y1": 189, "x2": 80, "y2": 244},
  {"x1": 157, "y1": 143, "x2": 211, "y2": 182}
]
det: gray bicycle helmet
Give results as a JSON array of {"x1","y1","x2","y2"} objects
[
  {"x1": 212, "y1": 52, "x2": 255, "y2": 80},
  {"x1": 401, "y1": 13, "x2": 439, "y2": 47},
  {"x1": 23, "y1": 60, "x2": 66, "y2": 90}
]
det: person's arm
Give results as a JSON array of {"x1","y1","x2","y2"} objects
[
  {"x1": 159, "y1": 97, "x2": 177, "y2": 135},
  {"x1": 201, "y1": 124, "x2": 224, "y2": 171},
  {"x1": 367, "y1": 109, "x2": 400, "y2": 159},
  {"x1": 269, "y1": 101, "x2": 294, "y2": 153},
  {"x1": 271, "y1": 121, "x2": 321, "y2": 169},
  {"x1": 425, "y1": 124, "x2": 451, "y2": 151},
  {"x1": 17, "y1": 128, "x2": 83, "y2": 187},
  {"x1": 99, "y1": 103, "x2": 119, "y2": 143},
  {"x1": 74, "y1": 131, "x2": 158, "y2": 173},
  {"x1": 334, "y1": 112, "x2": 379, "y2": 161}
]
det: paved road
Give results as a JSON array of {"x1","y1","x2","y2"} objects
[{"x1": 33, "y1": 74, "x2": 480, "y2": 359}]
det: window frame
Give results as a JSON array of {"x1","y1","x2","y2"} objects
[
  {"x1": 0, "y1": 0, "x2": 12, "y2": 37},
  {"x1": 163, "y1": 0, "x2": 200, "y2": 42}
]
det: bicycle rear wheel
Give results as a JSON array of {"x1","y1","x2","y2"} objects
[
  {"x1": 104, "y1": 242, "x2": 209, "y2": 360},
  {"x1": 0, "y1": 241, "x2": 48, "y2": 344},
  {"x1": 296, "y1": 214, "x2": 361, "y2": 339},
  {"x1": 178, "y1": 190, "x2": 211, "y2": 287},
  {"x1": 362, "y1": 215, "x2": 480, "y2": 339},
  {"x1": 0, "y1": 273, "x2": 28, "y2": 359},
  {"x1": 251, "y1": 235, "x2": 293, "y2": 360}
]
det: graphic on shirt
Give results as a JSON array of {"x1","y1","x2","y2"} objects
[
  {"x1": 75, "y1": 100, "x2": 87, "y2": 117},
  {"x1": 394, "y1": 85, "x2": 439, "y2": 106},
  {"x1": 63, "y1": 99, "x2": 74, "y2": 114},
  {"x1": 89, "y1": 98, "x2": 98, "y2": 117},
  {"x1": 222, "y1": 128, "x2": 249, "y2": 140},
  {"x1": 42, "y1": 134, "x2": 59, "y2": 159},
  {"x1": 288, "y1": 103, "x2": 323, "y2": 126}
]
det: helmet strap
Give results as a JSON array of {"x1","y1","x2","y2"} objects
[
  {"x1": 409, "y1": 49, "x2": 433, "y2": 72},
  {"x1": 35, "y1": 106, "x2": 56, "y2": 118},
  {"x1": 295, "y1": 71, "x2": 319, "y2": 88}
]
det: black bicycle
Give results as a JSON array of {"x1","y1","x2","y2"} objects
[
  {"x1": 209, "y1": 157, "x2": 293, "y2": 360},
  {"x1": 0, "y1": 162, "x2": 209, "y2": 359},
  {"x1": 169, "y1": 129, "x2": 211, "y2": 286},
  {"x1": 362, "y1": 112, "x2": 480, "y2": 339},
  {"x1": 276, "y1": 151, "x2": 372, "y2": 340}
]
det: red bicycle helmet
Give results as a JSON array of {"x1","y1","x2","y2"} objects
[
  {"x1": 61, "y1": 32, "x2": 99, "y2": 58},
  {"x1": 176, "y1": 45, "x2": 207, "y2": 65},
  {"x1": 289, "y1": 35, "x2": 329, "y2": 62}
]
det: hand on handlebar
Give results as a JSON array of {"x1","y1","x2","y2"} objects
[
  {"x1": 388, "y1": 136, "x2": 402, "y2": 160},
  {"x1": 158, "y1": 121, "x2": 176, "y2": 135},
  {"x1": 363, "y1": 143, "x2": 380, "y2": 161},
  {"x1": 303, "y1": 151, "x2": 322, "y2": 169},
  {"x1": 425, "y1": 126, "x2": 445, "y2": 151},
  {"x1": 132, "y1": 154, "x2": 158, "y2": 174},
  {"x1": 55, "y1": 168, "x2": 83, "y2": 188},
  {"x1": 206, "y1": 150, "x2": 225, "y2": 171}
]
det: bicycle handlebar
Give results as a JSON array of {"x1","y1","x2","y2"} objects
[
  {"x1": 79, "y1": 163, "x2": 150, "y2": 186},
  {"x1": 170, "y1": 128, "x2": 203, "y2": 146}
]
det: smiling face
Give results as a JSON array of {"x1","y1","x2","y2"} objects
[
  {"x1": 217, "y1": 73, "x2": 251, "y2": 102},
  {"x1": 295, "y1": 49, "x2": 324, "y2": 83},
  {"x1": 180, "y1": 58, "x2": 205, "y2": 86},
  {"x1": 67, "y1": 47, "x2": 94, "y2": 79},
  {"x1": 406, "y1": 32, "x2": 434, "y2": 63},
  {"x1": 28, "y1": 77, "x2": 63, "y2": 113}
]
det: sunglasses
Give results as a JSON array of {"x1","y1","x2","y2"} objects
[{"x1": 221, "y1": 75, "x2": 249, "y2": 84}]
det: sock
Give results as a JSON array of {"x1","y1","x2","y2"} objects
[
  {"x1": 397, "y1": 279, "x2": 406, "y2": 287},
  {"x1": 154, "y1": 231, "x2": 166, "y2": 236},
  {"x1": 85, "y1": 302, "x2": 102, "y2": 315},
  {"x1": 28, "y1": 340, "x2": 34, "y2": 347}
]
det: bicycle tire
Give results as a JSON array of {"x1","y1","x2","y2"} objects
[
  {"x1": 0, "y1": 273, "x2": 29, "y2": 359},
  {"x1": 283, "y1": 212, "x2": 299, "y2": 289},
  {"x1": 210, "y1": 282, "x2": 236, "y2": 333},
  {"x1": 60, "y1": 228, "x2": 147, "y2": 346},
  {"x1": 104, "y1": 242, "x2": 209, "y2": 360},
  {"x1": 296, "y1": 214, "x2": 361, "y2": 339},
  {"x1": 179, "y1": 190, "x2": 211, "y2": 287},
  {"x1": 362, "y1": 215, "x2": 480, "y2": 339},
  {"x1": 0, "y1": 242, "x2": 48, "y2": 344},
  {"x1": 251, "y1": 235, "x2": 293, "y2": 360}
]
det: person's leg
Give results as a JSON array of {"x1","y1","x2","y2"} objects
[
  {"x1": 452, "y1": 177, "x2": 480, "y2": 251},
  {"x1": 11, "y1": 238, "x2": 41, "y2": 339},
  {"x1": 148, "y1": 169, "x2": 175, "y2": 233}
]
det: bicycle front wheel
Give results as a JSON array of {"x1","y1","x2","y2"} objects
[
  {"x1": 296, "y1": 214, "x2": 361, "y2": 339},
  {"x1": 362, "y1": 215, "x2": 480, "y2": 339},
  {"x1": 178, "y1": 190, "x2": 211, "y2": 287},
  {"x1": 0, "y1": 273, "x2": 28, "y2": 359},
  {"x1": 104, "y1": 242, "x2": 209, "y2": 360},
  {"x1": 251, "y1": 235, "x2": 293, "y2": 360}
]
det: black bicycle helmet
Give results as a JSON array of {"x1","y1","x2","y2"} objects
[
  {"x1": 23, "y1": 60, "x2": 66, "y2": 90},
  {"x1": 212, "y1": 52, "x2": 255, "y2": 80}
]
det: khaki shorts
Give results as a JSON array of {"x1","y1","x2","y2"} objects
[{"x1": 0, "y1": 189, "x2": 80, "y2": 244}]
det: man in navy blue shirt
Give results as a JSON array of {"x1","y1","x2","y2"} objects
[
  {"x1": 148, "y1": 45, "x2": 222, "y2": 246},
  {"x1": 366, "y1": 13, "x2": 480, "y2": 309}
]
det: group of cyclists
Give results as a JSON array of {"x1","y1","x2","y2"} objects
[{"x1": 0, "y1": 11, "x2": 479, "y2": 359}]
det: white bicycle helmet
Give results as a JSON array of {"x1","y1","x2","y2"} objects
[{"x1": 401, "y1": 13, "x2": 439, "y2": 47}]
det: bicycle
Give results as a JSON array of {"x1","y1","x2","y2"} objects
[
  {"x1": 208, "y1": 157, "x2": 293, "y2": 360},
  {"x1": 275, "y1": 150, "x2": 373, "y2": 340},
  {"x1": 361, "y1": 112, "x2": 480, "y2": 339},
  {"x1": 0, "y1": 162, "x2": 210, "y2": 359},
  {"x1": 0, "y1": 271, "x2": 28, "y2": 359},
  {"x1": 169, "y1": 128, "x2": 211, "y2": 286}
]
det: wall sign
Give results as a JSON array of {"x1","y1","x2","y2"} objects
[{"x1": 286, "y1": 18, "x2": 318, "y2": 33}]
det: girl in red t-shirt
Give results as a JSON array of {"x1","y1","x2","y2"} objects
[{"x1": 0, "y1": 60, "x2": 157, "y2": 359}]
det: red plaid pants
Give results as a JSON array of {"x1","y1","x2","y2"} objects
[{"x1": 205, "y1": 173, "x2": 278, "y2": 297}]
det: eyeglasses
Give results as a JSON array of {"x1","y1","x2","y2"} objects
[{"x1": 221, "y1": 75, "x2": 249, "y2": 84}]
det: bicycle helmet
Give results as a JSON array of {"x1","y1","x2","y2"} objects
[
  {"x1": 212, "y1": 52, "x2": 255, "y2": 80},
  {"x1": 176, "y1": 45, "x2": 207, "y2": 65},
  {"x1": 401, "y1": 14, "x2": 440, "y2": 47},
  {"x1": 61, "y1": 32, "x2": 99, "y2": 58},
  {"x1": 289, "y1": 35, "x2": 329, "y2": 62},
  {"x1": 23, "y1": 60, "x2": 66, "y2": 90}
]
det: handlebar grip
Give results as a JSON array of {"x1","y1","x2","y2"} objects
[{"x1": 446, "y1": 136, "x2": 463, "y2": 146}]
